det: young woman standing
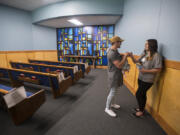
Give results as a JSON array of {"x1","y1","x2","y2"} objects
[{"x1": 130, "y1": 39, "x2": 162, "y2": 117}]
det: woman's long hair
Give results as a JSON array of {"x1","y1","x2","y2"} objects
[{"x1": 147, "y1": 39, "x2": 158, "y2": 60}]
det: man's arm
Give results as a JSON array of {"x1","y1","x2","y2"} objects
[
  {"x1": 113, "y1": 53, "x2": 129, "y2": 69},
  {"x1": 129, "y1": 52, "x2": 145, "y2": 64}
]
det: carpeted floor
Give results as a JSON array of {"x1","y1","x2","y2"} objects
[{"x1": 0, "y1": 69, "x2": 166, "y2": 135}]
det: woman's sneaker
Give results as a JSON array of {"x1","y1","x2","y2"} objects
[
  {"x1": 105, "y1": 108, "x2": 117, "y2": 117},
  {"x1": 111, "y1": 104, "x2": 121, "y2": 109}
]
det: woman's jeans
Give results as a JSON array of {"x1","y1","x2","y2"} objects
[
  {"x1": 106, "y1": 87, "x2": 118, "y2": 109},
  {"x1": 136, "y1": 79, "x2": 153, "y2": 111}
]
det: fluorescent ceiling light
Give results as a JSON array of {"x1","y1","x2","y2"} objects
[{"x1": 68, "y1": 19, "x2": 83, "y2": 26}]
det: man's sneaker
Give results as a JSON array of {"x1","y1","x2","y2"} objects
[
  {"x1": 111, "y1": 104, "x2": 121, "y2": 109},
  {"x1": 105, "y1": 108, "x2": 117, "y2": 117}
]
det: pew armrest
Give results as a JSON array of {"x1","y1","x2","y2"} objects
[
  {"x1": 59, "y1": 76, "x2": 72, "y2": 94},
  {"x1": 85, "y1": 66, "x2": 91, "y2": 74},
  {"x1": 73, "y1": 71, "x2": 82, "y2": 83},
  {"x1": 8, "y1": 89, "x2": 45, "y2": 125}
]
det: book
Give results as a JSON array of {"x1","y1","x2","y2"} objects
[{"x1": 3, "y1": 86, "x2": 27, "y2": 108}]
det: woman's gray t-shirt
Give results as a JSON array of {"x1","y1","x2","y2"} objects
[{"x1": 138, "y1": 52, "x2": 162, "y2": 83}]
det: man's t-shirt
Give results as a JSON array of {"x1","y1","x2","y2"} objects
[
  {"x1": 107, "y1": 48, "x2": 122, "y2": 72},
  {"x1": 107, "y1": 48, "x2": 123, "y2": 88}
]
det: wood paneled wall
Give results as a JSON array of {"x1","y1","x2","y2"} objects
[
  {"x1": 124, "y1": 57, "x2": 180, "y2": 135},
  {"x1": 0, "y1": 50, "x2": 58, "y2": 68}
]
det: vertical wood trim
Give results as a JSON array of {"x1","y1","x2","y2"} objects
[
  {"x1": 156, "y1": 71, "x2": 166, "y2": 114},
  {"x1": 133, "y1": 65, "x2": 137, "y2": 88},
  {"x1": 5, "y1": 52, "x2": 9, "y2": 68}
]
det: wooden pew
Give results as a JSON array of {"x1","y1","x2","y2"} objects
[
  {"x1": 10, "y1": 61, "x2": 82, "y2": 84},
  {"x1": 28, "y1": 59, "x2": 91, "y2": 77},
  {"x1": 0, "y1": 67, "x2": 72, "y2": 98},
  {"x1": 63, "y1": 55, "x2": 97, "y2": 69},
  {"x1": 0, "y1": 84, "x2": 45, "y2": 125}
]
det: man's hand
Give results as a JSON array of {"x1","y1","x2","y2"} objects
[
  {"x1": 124, "y1": 52, "x2": 129, "y2": 57},
  {"x1": 128, "y1": 52, "x2": 139, "y2": 63},
  {"x1": 129, "y1": 52, "x2": 133, "y2": 57},
  {"x1": 124, "y1": 52, "x2": 131, "y2": 57}
]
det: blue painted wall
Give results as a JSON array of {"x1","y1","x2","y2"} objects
[
  {"x1": 1, "y1": 0, "x2": 180, "y2": 60},
  {"x1": 32, "y1": 0, "x2": 123, "y2": 23},
  {"x1": 32, "y1": 24, "x2": 56, "y2": 50},
  {"x1": 0, "y1": 4, "x2": 56, "y2": 51},
  {"x1": 115, "y1": 0, "x2": 180, "y2": 61},
  {"x1": 0, "y1": 5, "x2": 33, "y2": 51}
]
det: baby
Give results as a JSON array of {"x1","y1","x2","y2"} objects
[{"x1": 122, "y1": 59, "x2": 130, "y2": 76}]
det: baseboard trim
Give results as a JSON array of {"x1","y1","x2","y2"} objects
[
  {"x1": 146, "y1": 104, "x2": 178, "y2": 135},
  {"x1": 95, "y1": 66, "x2": 107, "y2": 69},
  {"x1": 89, "y1": 66, "x2": 107, "y2": 69},
  {"x1": 124, "y1": 79, "x2": 178, "y2": 135},
  {"x1": 123, "y1": 79, "x2": 136, "y2": 95}
]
